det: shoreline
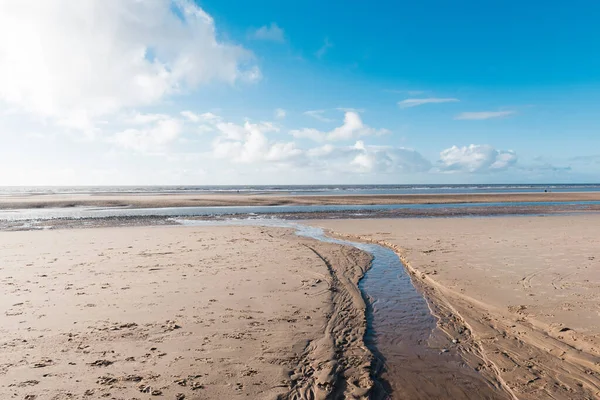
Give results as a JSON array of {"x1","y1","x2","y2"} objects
[{"x1": 2, "y1": 191, "x2": 600, "y2": 209}]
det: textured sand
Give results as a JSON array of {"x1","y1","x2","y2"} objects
[
  {"x1": 2, "y1": 192, "x2": 600, "y2": 209},
  {"x1": 313, "y1": 215, "x2": 600, "y2": 399},
  {"x1": 0, "y1": 226, "x2": 372, "y2": 399}
]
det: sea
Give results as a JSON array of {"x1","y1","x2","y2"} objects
[{"x1": 1, "y1": 183, "x2": 600, "y2": 196}]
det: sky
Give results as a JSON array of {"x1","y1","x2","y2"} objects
[{"x1": 1, "y1": 0, "x2": 599, "y2": 185}]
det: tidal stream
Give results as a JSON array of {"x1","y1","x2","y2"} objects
[{"x1": 180, "y1": 218, "x2": 506, "y2": 399}]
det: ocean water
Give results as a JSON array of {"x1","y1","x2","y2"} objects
[{"x1": 0, "y1": 184, "x2": 599, "y2": 196}]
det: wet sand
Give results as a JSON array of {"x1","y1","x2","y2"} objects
[
  {"x1": 313, "y1": 215, "x2": 600, "y2": 399},
  {"x1": 2, "y1": 191, "x2": 600, "y2": 209},
  {"x1": 0, "y1": 226, "x2": 374, "y2": 399}
]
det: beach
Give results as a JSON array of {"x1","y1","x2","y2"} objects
[
  {"x1": 314, "y1": 215, "x2": 600, "y2": 399},
  {"x1": 1, "y1": 204, "x2": 600, "y2": 399}
]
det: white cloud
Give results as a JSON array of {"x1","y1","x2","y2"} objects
[
  {"x1": 291, "y1": 128, "x2": 326, "y2": 142},
  {"x1": 180, "y1": 111, "x2": 200, "y2": 122},
  {"x1": 250, "y1": 23, "x2": 285, "y2": 42},
  {"x1": 304, "y1": 110, "x2": 334, "y2": 122},
  {"x1": 437, "y1": 144, "x2": 518, "y2": 173},
  {"x1": 303, "y1": 141, "x2": 430, "y2": 174},
  {"x1": 128, "y1": 112, "x2": 171, "y2": 125},
  {"x1": 275, "y1": 108, "x2": 286, "y2": 119},
  {"x1": 454, "y1": 111, "x2": 516, "y2": 120},
  {"x1": 398, "y1": 98, "x2": 460, "y2": 108},
  {"x1": 206, "y1": 113, "x2": 417, "y2": 173},
  {"x1": 306, "y1": 144, "x2": 335, "y2": 158},
  {"x1": 348, "y1": 141, "x2": 431, "y2": 173},
  {"x1": 113, "y1": 117, "x2": 182, "y2": 154},
  {"x1": 211, "y1": 118, "x2": 301, "y2": 163},
  {"x1": 291, "y1": 111, "x2": 389, "y2": 142},
  {"x1": 315, "y1": 37, "x2": 333, "y2": 58},
  {"x1": 0, "y1": 0, "x2": 258, "y2": 121},
  {"x1": 198, "y1": 112, "x2": 223, "y2": 123}
]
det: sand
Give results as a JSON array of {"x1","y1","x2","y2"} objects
[
  {"x1": 313, "y1": 215, "x2": 600, "y2": 399},
  {"x1": 0, "y1": 225, "x2": 373, "y2": 400},
  {"x1": 4, "y1": 214, "x2": 600, "y2": 399},
  {"x1": 2, "y1": 192, "x2": 600, "y2": 209}
]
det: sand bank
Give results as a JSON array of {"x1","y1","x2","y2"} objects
[
  {"x1": 2, "y1": 191, "x2": 600, "y2": 209},
  {"x1": 313, "y1": 215, "x2": 600, "y2": 399},
  {"x1": 0, "y1": 225, "x2": 372, "y2": 399}
]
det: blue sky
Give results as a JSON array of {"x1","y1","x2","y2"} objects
[{"x1": 0, "y1": 0, "x2": 599, "y2": 185}]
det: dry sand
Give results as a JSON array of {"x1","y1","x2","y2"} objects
[
  {"x1": 0, "y1": 225, "x2": 373, "y2": 400},
  {"x1": 2, "y1": 192, "x2": 600, "y2": 209},
  {"x1": 313, "y1": 215, "x2": 600, "y2": 399}
]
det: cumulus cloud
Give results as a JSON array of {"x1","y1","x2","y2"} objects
[
  {"x1": 291, "y1": 112, "x2": 389, "y2": 142},
  {"x1": 211, "y1": 118, "x2": 301, "y2": 163},
  {"x1": 437, "y1": 144, "x2": 518, "y2": 173},
  {"x1": 113, "y1": 116, "x2": 182, "y2": 154},
  {"x1": 198, "y1": 111, "x2": 424, "y2": 174},
  {"x1": 398, "y1": 98, "x2": 459, "y2": 108},
  {"x1": 301, "y1": 141, "x2": 430, "y2": 174},
  {"x1": 348, "y1": 141, "x2": 431, "y2": 173},
  {"x1": 454, "y1": 111, "x2": 515, "y2": 120},
  {"x1": 250, "y1": 23, "x2": 285, "y2": 42},
  {"x1": 0, "y1": 0, "x2": 258, "y2": 121}
]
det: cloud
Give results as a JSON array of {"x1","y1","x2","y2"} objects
[
  {"x1": 180, "y1": 111, "x2": 222, "y2": 124},
  {"x1": 437, "y1": 144, "x2": 518, "y2": 173},
  {"x1": 348, "y1": 141, "x2": 432, "y2": 174},
  {"x1": 128, "y1": 112, "x2": 171, "y2": 125},
  {"x1": 0, "y1": 0, "x2": 258, "y2": 121},
  {"x1": 180, "y1": 111, "x2": 200, "y2": 122},
  {"x1": 113, "y1": 116, "x2": 182, "y2": 154},
  {"x1": 304, "y1": 110, "x2": 334, "y2": 122},
  {"x1": 291, "y1": 112, "x2": 389, "y2": 142},
  {"x1": 454, "y1": 111, "x2": 516, "y2": 120},
  {"x1": 304, "y1": 141, "x2": 430, "y2": 174},
  {"x1": 210, "y1": 117, "x2": 301, "y2": 163},
  {"x1": 204, "y1": 112, "x2": 419, "y2": 174},
  {"x1": 250, "y1": 23, "x2": 285, "y2": 42},
  {"x1": 275, "y1": 108, "x2": 286, "y2": 119},
  {"x1": 315, "y1": 37, "x2": 333, "y2": 58},
  {"x1": 290, "y1": 128, "x2": 326, "y2": 142},
  {"x1": 398, "y1": 98, "x2": 460, "y2": 108}
]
